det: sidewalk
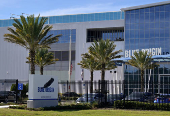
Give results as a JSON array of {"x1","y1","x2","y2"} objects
[{"x1": 0, "y1": 105, "x2": 17, "y2": 108}]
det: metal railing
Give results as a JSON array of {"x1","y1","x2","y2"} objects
[{"x1": 58, "y1": 80, "x2": 170, "y2": 110}]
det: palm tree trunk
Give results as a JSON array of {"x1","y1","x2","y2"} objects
[
  {"x1": 101, "y1": 64, "x2": 105, "y2": 80},
  {"x1": 101, "y1": 64, "x2": 105, "y2": 94},
  {"x1": 90, "y1": 71, "x2": 93, "y2": 93},
  {"x1": 141, "y1": 70, "x2": 144, "y2": 92},
  {"x1": 40, "y1": 66, "x2": 43, "y2": 75},
  {"x1": 30, "y1": 50, "x2": 35, "y2": 74}
]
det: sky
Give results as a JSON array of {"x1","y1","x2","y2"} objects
[{"x1": 0, "y1": 0, "x2": 169, "y2": 19}]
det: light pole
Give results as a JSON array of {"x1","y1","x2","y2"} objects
[
  {"x1": 68, "y1": 29, "x2": 72, "y2": 82},
  {"x1": 10, "y1": 13, "x2": 30, "y2": 19},
  {"x1": 68, "y1": 29, "x2": 72, "y2": 92}
]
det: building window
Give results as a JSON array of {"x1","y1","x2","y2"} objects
[
  {"x1": 87, "y1": 28, "x2": 124, "y2": 42},
  {"x1": 46, "y1": 29, "x2": 76, "y2": 43},
  {"x1": 50, "y1": 51, "x2": 75, "y2": 61}
]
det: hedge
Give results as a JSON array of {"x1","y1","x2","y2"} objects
[
  {"x1": 114, "y1": 100, "x2": 170, "y2": 111},
  {"x1": 9, "y1": 103, "x2": 93, "y2": 111}
]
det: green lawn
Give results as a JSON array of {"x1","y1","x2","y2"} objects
[{"x1": 0, "y1": 109, "x2": 170, "y2": 116}]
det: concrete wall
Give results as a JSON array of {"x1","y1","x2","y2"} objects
[{"x1": 0, "y1": 27, "x2": 29, "y2": 81}]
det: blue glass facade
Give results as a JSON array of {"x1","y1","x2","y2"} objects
[
  {"x1": 124, "y1": 4, "x2": 170, "y2": 94},
  {"x1": 125, "y1": 4, "x2": 170, "y2": 54},
  {"x1": 48, "y1": 29, "x2": 76, "y2": 43},
  {"x1": 0, "y1": 11, "x2": 124, "y2": 27}
]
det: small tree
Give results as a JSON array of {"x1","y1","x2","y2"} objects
[
  {"x1": 11, "y1": 83, "x2": 28, "y2": 97},
  {"x1": 78, "y1": 53, "x2": 99, "y2": 93},
  {"x1": 27, "y1": 48, "x2": 58, "y2": 75},
  {"x1": 10, "y1": 84, "x2": 16, "y2": 91},
  {"x1": 127, "y1": 51, "x2": 159, "y2": 92},
  {"x1": 26, "y1": 83, "x2": 28, "y2": 93}
]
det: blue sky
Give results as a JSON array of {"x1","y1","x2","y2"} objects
[{"x1": 0, "y1": 0, "x2": 168, "y2": 19}]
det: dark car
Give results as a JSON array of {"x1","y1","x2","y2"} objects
[
  {"x1": 0, "y1": 91, "x2": 16, "y2": 103},
  {"x1": 125, "y1": 92, "x2": 154, "y2": 102},
  {"x1": 62, "y1": 92, "x2": 80, "y2": 97},
  {"x1": 107, "y1": 94, "x2": 126, "y2": 105},
  {"x1": 154, "y1": 94, "x2": 170, "y2": 103},
  {"x1": 107, "y1": 94, "x2": 125, "y2": 100}
]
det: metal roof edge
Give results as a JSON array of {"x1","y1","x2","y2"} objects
[{"x1": 121, "y1": 1, "x2": 170, "y2": 11}]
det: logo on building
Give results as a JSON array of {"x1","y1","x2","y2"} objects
[{"x1": 125, "y1": 47, "x2": 161, "y2": 58}]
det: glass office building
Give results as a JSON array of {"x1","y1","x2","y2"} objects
[{"x1": 122, "y1": 1, "x2": 170, "y2": 94}]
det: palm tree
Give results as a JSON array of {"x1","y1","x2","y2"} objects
[
  {"x1": 4, "y1": 15, "x2": 61, "y2": 74},
  {"x1": 27, "y1": 48, "x2": 58, "y2": 75},
  {"x1": 88, "y1": 39, "x2": 122, "y2": 81},
  {"x1": 78, "y1": 53, "x2": 99, "y2": 93},
  {"x1": 127, "y1": 51, "x2": 158, "y2": 92}
]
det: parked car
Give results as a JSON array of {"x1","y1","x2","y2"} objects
[
  {"x1": 0, "y1": 91, "x2": 16, "y2": 103},
  {"x1": 154, "y1": 94, "x2": 170, "y2": 103},
  {"x1": 76, "y1": 93, "x2": 95, "y2": 103},
  {"x1": 76, "y1": 93, "x2": 105, "y2": 103},
  {"x1": 107, "y1": 94, "x2": 125, "y2": 105},
  {"x1": 62, "y1": 92, "x2": 80, "y2": 97},
  {"x1": 10, "y1": 91, "x2": 21, "y2": 98},
  {"x1": 125, "y1": 92, "x2": 154, "y2": 102}
]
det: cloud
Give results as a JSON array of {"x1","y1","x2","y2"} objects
[{"x1": 35, "y1": 3, "x2": 127, "y2": 17}]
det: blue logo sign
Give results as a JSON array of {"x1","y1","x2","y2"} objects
[
  {"x1": 38, "y1": 87, "x2": 54, "y2": 92},
  {"x1": 18, "y1": 83, "x2": 23, "y2": 90}
]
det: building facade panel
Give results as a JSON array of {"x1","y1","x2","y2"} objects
[{"x1": 0, "y1": 27, "x2": 29, "y2": 81}]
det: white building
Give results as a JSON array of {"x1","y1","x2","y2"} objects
[{"x1": 0, "y1": 11, "x2": 124, "y2": 83}]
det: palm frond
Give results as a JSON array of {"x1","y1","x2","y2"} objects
[
  {"x1": 127, "y1": 51, "x2": 159, "y2": 70},
  {"x1": 4, "y1": 15, "x2": 60, "y2": 74},
  {"x1": 78, "y1": 53, "x2": 99, "y2": 71}
]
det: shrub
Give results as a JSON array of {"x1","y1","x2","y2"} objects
[
  {"x1": 9, "y1": 103, "x2": 92, "y2": 111},
  {"x1": 9, "y1": 105, "x2": 27, "y2": 109},
  {"x1": 92, "y1": 101, "x2": 98, "y2": 108},
  {"x1": 114, "y1": 100, "x2": 170, "y2": 111}
]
